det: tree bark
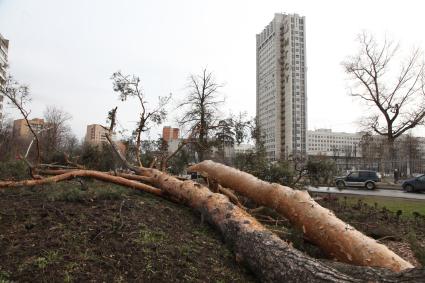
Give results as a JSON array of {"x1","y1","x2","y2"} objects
[
  {"x1": 188, "y1": 160, "x2": 413, "y2": 272},
  {"x1": 141, "y1": 168, "x2": 359, "y2": 282},
  {"x1": 139, "y1": 168, "x2": 424, "y2": 282}
]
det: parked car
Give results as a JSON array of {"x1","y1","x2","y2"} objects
[
  {"x1": 335, "y1": 170, "x2": 382, "y2": 190},
  {"x1": 402, "y1": 174, "x2": 425, "y2": 192}
]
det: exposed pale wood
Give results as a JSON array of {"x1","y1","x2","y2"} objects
[{"x1": 189, "y1": 160, "x2": 413, "y2": 272}]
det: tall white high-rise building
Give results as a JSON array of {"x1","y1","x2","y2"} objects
[
  {"x1": 0, "y1": 33, "x2": 9, "y2": 120},
  {"x1": 256, "y1": 13, "x2": 307, "y2": 161}
]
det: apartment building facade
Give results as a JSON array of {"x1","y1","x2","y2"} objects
[
  {"x1": 85, "y1": 124, "x2": 109, "y2": 145},
  {"x1": 307, "y1": 129, "x2": 363, "y2": 158},
  {"x1": 162, "y1": 126, "x2": 180, "y2": 141},
  {"x1": 13, "y1": 118, "x2": 45, "y2": 139},
  {"x1": 0, "y1": 33, "x2": 9, "y2": 120},
  {"x1": 256, "y1": 13, "x2": 307, "y2": 161}
]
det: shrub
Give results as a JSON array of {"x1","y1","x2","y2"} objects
[
  {"x1": 407, "y1": 232, "x2": 425, "y2": 266},
  {"x1": 0, "y1": 160, "x2": 29, "y2": 180},
  {"x1": 307, "y1": 158, "x2": 337, "y2": 186}
]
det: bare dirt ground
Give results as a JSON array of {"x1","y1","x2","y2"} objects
[
  {"x1": 0, "y1": 182, "x2": 256, "y2": 282},
  {"x1": 1, "y1": 181, "x2": 424, "y2": 282}
]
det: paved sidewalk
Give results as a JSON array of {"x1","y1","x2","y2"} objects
[
  {"x1": 376, "y1": 182, "x2": 402, "y2": 190},
  {"x1": 307, "y1": 186, "x2": 425, "y2": 200}
]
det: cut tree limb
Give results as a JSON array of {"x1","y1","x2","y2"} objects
[
  {"x1": 37, "y1": 169, "x2": 154, "y2": 185},
  {"x1": 0, "y1": 170, "x2": 162, "y2": 196},
  {"x1": 188, "y1": 160, "x2": 413, "y2": 272}
]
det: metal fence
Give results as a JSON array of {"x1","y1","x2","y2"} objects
[{"x1": 335, "y1": 158, "x2": 425, "y2": 177}]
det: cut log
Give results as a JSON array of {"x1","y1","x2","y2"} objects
[{"x1": 188, "y1": 160, "x2": 413, "y2": 272}]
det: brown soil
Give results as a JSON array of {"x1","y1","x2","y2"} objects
[{"x1": 0, "y1": 181, "x2": 256, "y2": 282}]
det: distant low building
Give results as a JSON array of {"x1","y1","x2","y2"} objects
[
  {"x1": 85, "y1": 124, "x2": 109, "y2": 145},
  {"x1": 234, "y1": 143, "x2": 255, "y2": 155},
  {"x1": 162, "y1": 126, "x2": 181, "y2": 153},
  {"x1": 307, "y1": 129, "x2": 364, "y2": 158},
  {"x1": 162, "y1": 126, "x2": 179, "y2": 141},
  {"x1": 13, "y1": 118, "x2": 44, "y2": 139}
]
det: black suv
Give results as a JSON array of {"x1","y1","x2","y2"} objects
[
  {"x1": 335, "y1": 170, "x2": 381, "y2": 190},
  {"x1": 402, "y1": 174, "x2": 425, "y2": 192}
]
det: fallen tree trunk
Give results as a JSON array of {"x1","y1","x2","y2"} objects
[
  {"x1": 139, "y1": 168, "x2": 425, "y2": 282},
  {"x1": 189, "y1": 160, "x2": 413, "y2": 272},
  {"x1": 144, "y1": 169, "x2": 361, "y2": 282}
]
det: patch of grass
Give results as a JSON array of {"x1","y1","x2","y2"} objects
[
  {"x1": 63, "y1": 272, "x2": 72, "y2": 283},
  {"x1": 0, "y1": 269, "x2": 11, "y2": 283},
  {"x1": 45, "y1": 250, "x2": 61, "y2": 263},
  {"x1": 0, "y1": 160, "x2": 28, "y2": 181},
  {"x1": 179, "y1": 244, "x2": 200, "y2": 257},
  {"x1": 43, "y1": 181, "x2": 132, "y2": 202},
  {"x1": 137, "y1": 226, "x2": 167, "y2": 245},
  {"x1": 46, "y1": 185, "x2": 88, "y2": 202},
  {"x1": 92, "y1": 185, "x2": 128, "y2": 200},
  {"x1": 144, "y1": 260, "x2": 155, "y2": 275},
  {"x1": 30, "y1": 250, "x2": 62, "y2": 270},
  {"x1": 407, "y1": 232, "x2": 425, "y2": 266},
  {"x1": 193, "y1": 225, "x2": 211, "y2": 237},
  {"x1": 34, "y1": 257, "x2": 49, "y2": 269},
  {"x1": 63, "y1": 261, "x2": 83, "y2": 283},
  {"x1": 338, "y1": 195, "x2": 425, "y2": 218}
]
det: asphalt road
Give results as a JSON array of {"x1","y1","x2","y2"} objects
[{"x1": 307, "y1": 186, "x2": 425, "y2": 200}]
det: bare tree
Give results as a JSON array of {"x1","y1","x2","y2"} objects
[
  {"x1": 214, "y1": 118, "x2": 235, "y2": 162},
  {"x1": 331, "y1": 145, "x2": 340, "y2": 161},
  {"x1": 178, "y1": 68, "x2": 224, "y2": 161},
  {"x1": 343, "y1": 32, "x2": 425, "y2": 158},
  {"x1": 0, "y1": 76, "x2": 41, "y2": 164},
  {"x1": 0, "y1": 118, "x2": 14, "y2": 161},
  {"x1": 41, "y1": 106, "x2": 72, "y2": 161},
  {"x1": 111, "y1": 71, "x2": 171, "y2": 167},
  {"x1": 343, "y1": 145, "x2": 352, "y2": 170},
  {"x1": 232, "y1": 111, "x2": 252, "y2": 146}
]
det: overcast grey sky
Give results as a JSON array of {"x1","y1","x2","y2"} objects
[{"x1": 1, "y1": 0, "x2": 424, "y2": 139}]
